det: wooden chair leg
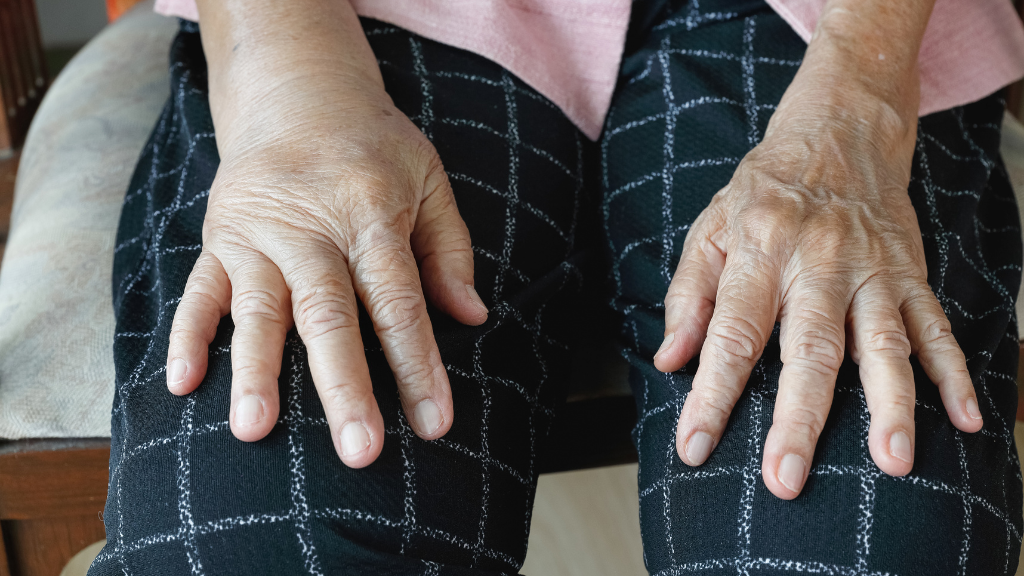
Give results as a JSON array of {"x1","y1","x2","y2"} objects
[
  {"x1": 0, "y1": 439, "x2": 109, "y2": 576},
  {"x1": 0, "y1": 521, "x2": 12, "y2": 576},
  {"x1": 0, "y1": 0, "x2": 49, "y2": 154}
]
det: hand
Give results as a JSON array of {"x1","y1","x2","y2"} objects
[
  {"x1": 654, "y1": 92, "x2": 983, "y2": 499},
  {"x1": 164, "y1": 73, "x2": 488, "y2": 468}
]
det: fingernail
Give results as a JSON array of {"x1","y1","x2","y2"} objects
[
  {"x1": 340, "y1": 422, "x2": 371, "y2": 457},
  {"x1": 965, "y1": 397, "x2": 983, "y2": 421},
  {"x1": 167, "y1": 358, "x2": 187, "y2": 387},
  {"x1": 414, "y1": 399, "x2": 444, "y2": 436},
  {"x1": 684, "y1": 431, "x2": 714, "y2": 465},
  {"x1": 778, "y1": 453, "x2": 806, "y2": 493},
  {"x1": 466, "y1": 284, "x2": 488, "y2": 316},
  {"x1": 889, "y1": 431, "x2": 913, "y2": 463},
  {"x1": 235, "y1": 395, "x2": 264, "y2": 426},
  {"x1": 655, "y1": 332, "x2": 675, "y2": 361}
]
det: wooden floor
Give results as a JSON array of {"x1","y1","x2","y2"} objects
[{"x1": 524, "y1": 464, "x2": 645, "y2": 575}]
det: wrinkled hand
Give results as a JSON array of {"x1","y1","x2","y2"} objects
[
  {"x1": 655, "y1": 96, "x2": 983, "y2": 499},
  {"x1": 165, "y1": 81, "x2": 487, "y2": 468}
]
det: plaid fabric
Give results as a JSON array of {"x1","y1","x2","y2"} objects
[
  {"x1": 93, "y1": 19, "x2": 594, "y2": 575},
  {"x1": 603, "y1": 1, "x2": 1024, "y2": 574},
  {"x1": 93, "y1": 0, "x2": 1024, "y2": 574}
]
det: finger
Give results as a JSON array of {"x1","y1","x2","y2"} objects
[
  {"x1": 223, "y1": 252, "x2": 290, "y2": 443},
  {"x1": 167, "y1": 250, "x2": 231, "y2": 395},
  {"x1": 901, "y1": 283, "x2": 982, "y2": 432},
  {"x1": 352, "y1": 234, "x2": 453, "y2": 440},
  {"x1": 762, "y1": 280, "x2": 847, "y2": 499},
  {"x1": 849, "y1": 283, "x2": 916, "y2": 476},
  {"x1": 411, "y1": 165, "x2": 488, "y2": 326},
  {"x1": 676, "y1": 246, "x2": 780, "y2": 466},
  {"x1": 656, "y1": 205, "x2": 728, "y2": 373},
  {"x1": 279, "y1": 246, "x2": 384, "y2": 468}
]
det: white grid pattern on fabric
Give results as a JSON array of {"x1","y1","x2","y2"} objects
[
  {"x1": 100, "y1": 22, "x2": 585, "y2": 575},
  {"x1": 601, "y1": 6, "x2": 1021, "y2": 575}
]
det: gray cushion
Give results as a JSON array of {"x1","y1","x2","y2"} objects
[{"x1": 0, "y1": 2, "x2": 176, "y2": 438}]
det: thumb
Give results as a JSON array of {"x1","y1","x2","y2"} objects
[{"x1": 411, "y1": 165, "x2": 488, "y2": 326}]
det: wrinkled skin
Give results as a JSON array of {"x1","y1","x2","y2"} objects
[
  {"x1": 656, "y1": 90, "x2": 983, "y2": 499},
  {"x1": 166, "y1": 75, "x2": 488, "y2": 469},
  {"x1": 171, "y1": 0, "x2": 980, "y2": 500}
]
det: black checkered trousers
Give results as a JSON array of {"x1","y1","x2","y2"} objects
[{"x1": 91, "y1": 0, "x2": 1024, "y2": 574}]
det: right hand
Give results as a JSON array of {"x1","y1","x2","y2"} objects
[{"x1": 165, "y1": 72, "x2": 488, "y2": 468}]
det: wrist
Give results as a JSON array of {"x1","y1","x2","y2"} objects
[
  {"x1": 788, "y1": 1, "x2": 928, "y2": 129},
  {"x1": 766, "y1": 60, "x2": 919, "y2": 159},
  {"x1": 758, "y1": 79, "x2": 919, "y2": 190},
  {"x1": 197, "y1": 0, "x2": 388, "y2": 152}
]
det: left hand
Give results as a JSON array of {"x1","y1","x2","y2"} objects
[{"x1": 653, "y1": 89, "x2": 984, "y2": 500}]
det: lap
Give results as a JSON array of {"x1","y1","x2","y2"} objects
[
  {"x1": 94, "y1": 19, "x2": 590, "y2": 576},
  {"x1": 602, "y1": 1, "x2": 1024, "y2": 574},
  {"x1": 96, "y1": 2, "x2": 1024, "y2": 575}
]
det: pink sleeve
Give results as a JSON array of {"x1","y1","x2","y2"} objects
[
  {"x1": 154, "y1": 0, "x2": 198, "y2": 22},
  {"x1": 150, "y1": 0, "x2": 629, "y2": 141},
  {"x1": 765, "y1": 0, "x2": 1024, "y2": 117},
  {"x1": 153, "y1": 0, "x2": 1024, "y2": 135}
]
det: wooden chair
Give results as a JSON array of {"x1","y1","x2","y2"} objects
[
  {"x1": 0, "y1": 0, "x2": 47, "y2": 155},
  {"x1": 1, "y1": 1, "x2": 1022, "y2": 575}
]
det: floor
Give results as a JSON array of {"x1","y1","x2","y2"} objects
[{"x1": 524, "y1": 464, "x2": 645, "y2": 575}]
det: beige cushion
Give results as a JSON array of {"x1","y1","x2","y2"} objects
[{"x1": 0, "y1": 3, "x2": 176, "y2": 438}]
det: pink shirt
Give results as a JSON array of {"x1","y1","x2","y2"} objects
[{"x1": 156, "y1": 0, "x2": 1024, "y2": 141}]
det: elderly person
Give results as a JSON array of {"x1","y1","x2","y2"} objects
[{"x1": 90, "y1": 0, "x2": 1024, "y2": 573}]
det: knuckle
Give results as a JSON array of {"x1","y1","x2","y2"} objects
[
  {"x1": 349, "y1": 193, "x2": 415, "y2": 238},
  {"x1": 392, "y1": 355, "x2": 441, "y2": 387},
  {"x1": 368, "y1": 284, "x2": 425, "y2": 335},
  {"x1": 786, "y1": 334, "x2": 844, "y2": 376},
  {"x1": 187, "y1": 262, "x2": 224, "y2": 290},
  {"x1": 291, "y1": 279, "x2": 359, "y2": 341},
  {"x1": 706, "y1": 318, "x2": 764, "y2": 364},
  {"x1": 294, "y1": 296, "x2": 359, "y2": 341},
  {"x1": 862, "y1": 329, "x2": 911, "y2": 358},
  {"x1": 918, "y1": 316, "x2": 954, "y2": 346},
  {"x1": 686, "y1": 230, "x2": 726, "y2": 262},
  {"x1": 940, "y1": 366, "x2": 973, "y2": 388},
  {"x1": 415, "y1": 223, "x2": 472, "y2": 264},
  {"x1": 339, "y1": 161, "x2": 402, "y2": 201},
  {"x1": 422, "y1": 162, "x2": 455, "y2": 207},
  {"x1": 692, "y1": 380, "x2": 741, "y2": 423},
  {"x1": 232, "y1": 288, "x2": 287, "y2": 324},
  {"x1": 230, "y1": 360, "x2": 271, "y2": 385},
  {"x1": 354, "y1": 233, "x2": 413, "y2": 272},
  {"x1": 880, "y1": 388, "x2": 916, "y2": 414},
  {"x1": 739, "y1": 206, "x2": 792, "y2": 249},
  {"x1": 777, "y1": 406, "x2": 826, "y2": 444},
  {"x1": 318, "y1": 381, "x2": 365, "y2": 414},
  {"x1": 168, "y1": 319, "x2": 209, "y2": 346},
  {"x1": 180, "y1": 288, "x2": 224, "y2": 318}
]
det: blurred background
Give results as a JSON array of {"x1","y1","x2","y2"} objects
[{"x1": 35, "y1": 0, "x2": 106, "y2": 73}]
